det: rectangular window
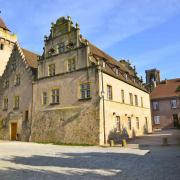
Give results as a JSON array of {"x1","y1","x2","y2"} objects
[
  {"x1": 80, "y1": 83, "x2": 91, "y2": 99},
  {"x1": 154, "y1": 116, "x2": 160, "y2": 124},
  {"x1": 134, "y1": 95, "x2": 138, "y2": 106},
  {"x1": 14, "y1": 96, "x2": 20, "y2": 109},
  {"x1": 11, "y1": 62, "x2": 16, "y2": 71},
  {"x1": 121, "y1": 89, "x2": 125, "y2": 103},
  {"x1": 51, "y1": 89, "x2": 59, "y2": 104},
  {"x1": 3, "y1": 97, "x2": 8, "y2": 110},
  {"x1": 116, "y1": 116, "x2": 121, "y2": 132},
  {"x1": 107, "y1": 85, "x2": 113, "y2": 100},
  {"x1": 0, "y1": 43, "x2": 4, "y2": 50},
  {"x1": 4, "y1": 79, "x2": 9, "y2": 88},
  {"x1": 42, "y1": 92, "x2": 48, "y2": 105},
  {"x1": 68, "y1": 58, "x2": 76, "y2": 72},
  {"x1": 136, "y1": 117, "x2": 140, "y2": 129},
  {"x1": 141, "y1": 97, "x2": 144, "y2": 107},
  {"x1": 48, "y1": 64, "x2": 55, "y2": 76},
  {"x1": 128, "y1": 117, "x2": 132, "y2": 130},
  {"x1": 153, "y1": 101, "x2": 159, "y2": 110},
  {"x1": 25, "y1": 110, "x2": 29, "y2": 121},
  {"x1": 15, "y1": 74, "x2": 20, "y2": 86},
  {"x1": 129, "y1": 93, "x2": 133, "y2": 105},
  {"x1": 171, "y1": 99, "x2": 177, "y2": 109},
  {"x1": 58, "y1": 42, "x2": 65, "y2": 53}
]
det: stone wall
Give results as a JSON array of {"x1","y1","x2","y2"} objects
[{"x1": 31, "y1": 66, "x2": 100, "y2": 145}]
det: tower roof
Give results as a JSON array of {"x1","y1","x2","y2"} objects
[{"x1": 0, "y1": 17, "x2": 10, "y2": 31}]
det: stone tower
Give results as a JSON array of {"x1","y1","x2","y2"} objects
[
  {"x1": 0, "y1": 16, "x2": 17, "y2": 76},
  {"x1": 145, "y1": 68, "x2": 160, "y2": 91}
]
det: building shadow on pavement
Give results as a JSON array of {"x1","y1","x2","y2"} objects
[{"x1": 1, "y1": 149, "x2": 180, "y2": 180}]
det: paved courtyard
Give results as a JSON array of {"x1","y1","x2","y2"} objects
[{"x1": 0, "y1": 130, "x2": 180, "y2": 180}]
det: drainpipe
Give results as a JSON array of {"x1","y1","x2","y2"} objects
[{"x1": 100, "y1": 64, "x2": 106, "y2": 144}]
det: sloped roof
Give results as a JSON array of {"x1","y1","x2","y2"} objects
[
  {"x1": 151, "y1": 78, "x2": 180, "y2": 99},
  {"x1": 21, "y1": 48, "x2": 38, "y2": 68},
  {"x1": 87, "y1": 42, "x2": 147, "y2": 92},
  {"x1": 0, "y1": 17, "x2": 10, "y2": 31}
]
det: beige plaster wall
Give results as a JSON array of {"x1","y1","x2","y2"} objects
[{"x1": 99, "y1": 72, "x2": 152, "y2": 145}]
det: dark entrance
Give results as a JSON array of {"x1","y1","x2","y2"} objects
[{"x1": 173, "y1": 114, "x2": 179, "y2": 127}]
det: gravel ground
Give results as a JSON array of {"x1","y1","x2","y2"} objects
[
  {"x1": 0, "y1": 130, "x2": 180, "y2": 180},
  {"x1": 0, "y1": 143, "x2": 179, "y2": 180}
]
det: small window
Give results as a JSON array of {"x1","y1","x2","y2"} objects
[
  {"x1": 68, "y1": 58, "x2": 76, "y2": 72},
  {"x1": 154, "y1": 116, "x2": 160, "y2": 124},
  {"x1": 141, "y1": 96, "x2": 144, "y2": 107},
  {"x1": 129, "y1": 93, "x2": 133, "y2": 105},
  {"x1": 42, "y1": 92, "x2": 48, "y2": 105},
  {"x1": 80, "y1": 83, "x2": 91, "y2": 99},
  {"x1": 116, "y1": 116, "x2": 121, "y2": 132},
  {"x1": 128, "y1": 117, "x2": 132, "y2": 130},
  {"x1": 0, "y1": 43, "x2": 4, "y2": 50},
  {"x1": 51, "y1": 89, "x2": 59, "y2": 104},
  {"x1": 107, "y1": 85, "x2": 113, "y2": 100},
  {"x1": 11, "y1": 62, "x2": 16, "y2": 71},
  {"x1": 14, "y1": 96, "x2": 20, "y2": 109},
  {"x1": 134, "y1": 95, "x2": 138, "y2": 106},
  {"x1": 58, "y1": 42, "x2": 65, "y2": 53},
  {"x1": 136, "y1": 117, "x2": 139, "y2": 129},
  {"x1": 25, "y1": 110, "x2": 29, "y2": 121},
  {"x1": 48, "y1": 64, "x2": 55, "y2": 76},
  {"x1": 121, "y1": 89, "x2": 125, "y2": 103},
  {"x1": 171, "y1": 99, "x2": 177, "y2": 109},
  {"x1": 153, "y1": 101, "x2": 159, "y2": 110},
  {"x1": 125, "y1": 73, "x2": 128, "y2": 80},
  {"x1": 3, "y1": 79, "x2": 9, "y2": 88},
  {"x1": 3, "y1": 97, "x2": 8, "y2": 110},
  {"x1": 15, "y1": 74, "x2": 20, "y2": 86}
]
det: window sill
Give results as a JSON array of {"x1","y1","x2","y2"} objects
[{"x1": 79, "y1": 97, "x2": 92, "y2": 101}]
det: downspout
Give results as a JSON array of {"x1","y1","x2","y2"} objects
[{"x1": 100, "y1": 65, "x2": 106, "y2": 144}]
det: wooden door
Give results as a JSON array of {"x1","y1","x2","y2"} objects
[{"x1": 11, "y1": 123, "x2": 17, "y2": 140}]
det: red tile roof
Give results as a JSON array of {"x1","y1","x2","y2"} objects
[
  {"x1": 150, "y1": 78, "x2": 180, "y2": 99},
  {"x1": 21, "y1": 48, "x2": 38, "y2": 68},
  {"x1": 0, "y1": 17, "x2": 10, "y2": 31}
]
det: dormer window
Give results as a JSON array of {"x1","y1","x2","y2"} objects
[
  {"x1": 114, "y1": 68, "x2": 119, "y2": 75},
  {"x1": 0, "y1": 43, "x2": 4, "y2": 50},
  {"x1": 125, "y1": 73, "x2": 128, "y2": 80}
]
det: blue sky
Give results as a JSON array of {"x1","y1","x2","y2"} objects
[{"x1": 0, "y1": 0, "x2": 180, "y2": 80}]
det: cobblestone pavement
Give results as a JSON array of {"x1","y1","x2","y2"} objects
[{"x1": 0, "y1": 131, "x2": 180, "y2": 180}]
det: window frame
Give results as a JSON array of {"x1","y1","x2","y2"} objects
[
  {"x1": 128, "y1": 117, "x2": 132, "y2": 130},
  {"x1": 121, "y1": 89, "x2": 125, "y2": 103},
  {"x1": 68, "y1": 58, "x2": 76, "y2": 72},
  {"x1": 170, "y1": 99, "x2": 177, "y2": 109},
  {"x1": 107, "y1": 85, "x2": 113, "y2": 100},
  {"x1": 80, "y1": 82, "x2": 91, "y2": 100},
  {"x1": 51, "y1": 88, "x2": 60, "y2": 104},
  {"x1": 129, "y1": 93, "x2": 133, "y2": 105},
  {"x1": 14, "y1": 96, "x2": 20, "y2": 109},
  {"x1": 154, "y1": 116, "x2": 160, "y2": 125},
  {"x1": 48, "y1": 64, "x2": 56, "y2": 76}
]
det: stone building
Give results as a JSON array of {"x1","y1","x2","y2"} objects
[
  {"x1": 0, "y1": 16, "x2": 17, "y2": 76},
  {"x1": 30, "y1": 16, "x2": 152, "y2": 145},
  {"x1": 0, "y1": 42, "x2": 38, "y2": 141},
  {"x1": 150, "y1": 78, "x2": 180, "y2": 129}
]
